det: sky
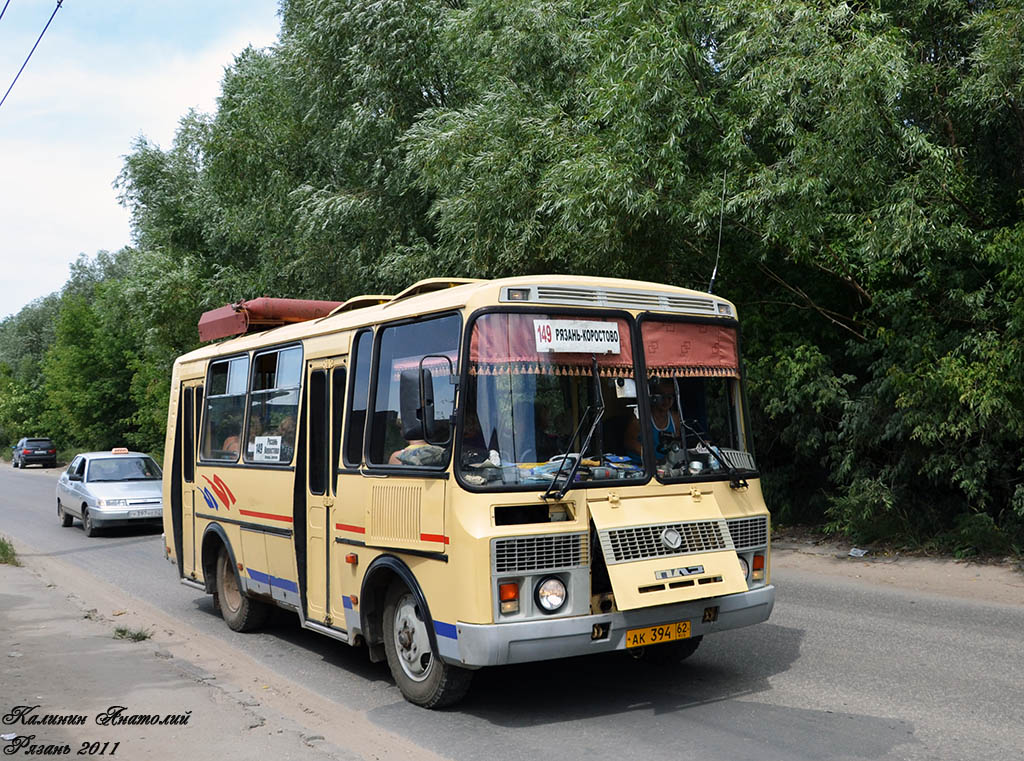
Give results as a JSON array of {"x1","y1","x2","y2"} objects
[{"x1": 0, "y1": 0, "x2": 282, "y2": 320}]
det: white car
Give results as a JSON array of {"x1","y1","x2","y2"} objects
[{"x1": 56, "y1": 449, "x2": 163, "y2": 537}]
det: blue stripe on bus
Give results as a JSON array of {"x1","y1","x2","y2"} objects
[
  {"x1": 246, "y1": 568, "x2": 298, "y2": 593},
  {"x1": 342, "y1": 596, "x2": 353, "y2": 610},
  {"x1": 434, "y1": 620, "x2": 458, "y2": 640}
]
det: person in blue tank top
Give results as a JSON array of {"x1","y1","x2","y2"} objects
[{"x1": 624, "y1": 380, "x2": 682, "y2": 463}]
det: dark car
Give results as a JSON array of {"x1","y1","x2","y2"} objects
[{"x1": 11, "y1": 437, "x2": 57, "y2": 468}]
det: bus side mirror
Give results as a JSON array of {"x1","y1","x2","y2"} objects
[{"x1": 399, "y1": 368, "x2": 435, "y2": 441}]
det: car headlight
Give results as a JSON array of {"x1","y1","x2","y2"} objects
[
  {"x1": 535, "y1": 577, "x2": 567, "y2": 613},
  {"x1": 97, "y1": 498, "x2": 128, "y2": 507},
  {"x1": 737, "y1": 555, "x2": 750, "y2": 579}
]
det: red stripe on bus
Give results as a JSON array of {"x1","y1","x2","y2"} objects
[
  {"x1": 420, "y1": 533, "x2": 450, "y2": 544},
  {"x1": 238, "y1": 509, "x2": 293, "y2": 523},
  {"x1": 335, "y1": 523, "x2": 366, "y2": 534}
]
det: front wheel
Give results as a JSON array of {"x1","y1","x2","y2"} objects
[
  {"x1": 382, "y1": 584, "x2": 472, "y2": 708},
  {"x1": 214, "y1": 548, "x2": 270, "y2": 632},
  {"x1": 57, "y1": 500, "x2": 73, "y2": 528},
  {"x1": 82, "y1": 507, "x2": 98, "y2": 537}
]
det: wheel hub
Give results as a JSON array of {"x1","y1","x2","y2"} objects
[{"x1": 393, "y1": 597, "x2": 431, "y2": 681}]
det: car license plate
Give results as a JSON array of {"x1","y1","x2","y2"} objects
[
  {"x1": 129, "y1": 509, "x2": 161, "y2": 518},
  {"x1": 625, "y1": 620, "x2": 690, "y2": 648}
]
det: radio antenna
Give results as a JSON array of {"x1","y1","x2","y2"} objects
[{"x1": 708, "y1": 167, "x2": 727, "y2": 293}]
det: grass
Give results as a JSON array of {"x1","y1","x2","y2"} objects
[
  {"x1": 113, "y1": 626, "x2": 152, "y2": 642},
  {"x1": 0, "y1": 536, "x2": 19, "y2": 566}
]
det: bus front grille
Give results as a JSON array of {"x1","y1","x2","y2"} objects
[
  {"x1": 726, "y1": 516, "x2": 769, "y2": 549},
  {"x1": 599, "y1": 520, "x2": 732, "y2": 565},
  {"x1": 492, "y1": 533, "x2": 589, "y2": 573}
]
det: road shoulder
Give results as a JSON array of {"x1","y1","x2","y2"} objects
[
  {"x1": 0, "y1": 546, "x2": 447, "y2": 761},
  {"x1": 772, "y1": 538, "x2": 1023, "y2": 606}
]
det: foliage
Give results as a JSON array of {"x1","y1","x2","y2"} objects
[
  {"x1": 113, "y1": 626, "x2": 152, "y2": 642},
  {"x1": 1, "y1": 0, "x2": 1023, "y2": 554},
  {"x1": 0, "y1": 536, "x2": 18, "y2": 566}
]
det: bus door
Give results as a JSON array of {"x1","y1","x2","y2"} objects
[
  {"x1": 304, "y1": 357, "x2": 345, "y2": 626},
  {"x1": 180, "y1": 381, "x2": 202, "y2": 578}
]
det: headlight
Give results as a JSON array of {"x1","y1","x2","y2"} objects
[
  {"x1": 737, "y1": 555, "x2": 750, "y2": 579},
  {"x1": 535, "y1": 577, "x2": 567, "y2": 613},
  {"x1": 97, "y1": 498, "x2": 128, "y2": 507}
]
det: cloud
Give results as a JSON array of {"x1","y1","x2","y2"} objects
[{"x1": 0, "y1": 16, "x2": 280, "y2": 319}]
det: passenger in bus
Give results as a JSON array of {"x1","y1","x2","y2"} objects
[
  {"x1": 218, "y1": 414, "x2": 242, "y2": 457},
  {"x1": 389, "y1": 438, "x2": 446, "y2": 466},
  {"x1": 245, "y1": 417, "x2": 264, "y2": 456},
  {"x1": 624, "y1": 380, "x2": 681, "y2": 462},
  {"x1": 278, "y1": 415, "x2": 296, "y2": 462}
]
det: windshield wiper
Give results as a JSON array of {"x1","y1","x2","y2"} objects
[{"x1": 541, "y1": 357, "x2": 606, "y2": 501}]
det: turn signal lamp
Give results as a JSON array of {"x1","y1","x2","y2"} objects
[
  {"x1": 499, "y1": 582, "x2": 519, "y2": 614},
  {"x1": 752, "y1": 554, "x2": 765, "y2": 582}
]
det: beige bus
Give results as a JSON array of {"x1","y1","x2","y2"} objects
[{"x1": 161, "y1": 275, "x2": 774, "y2": 707}]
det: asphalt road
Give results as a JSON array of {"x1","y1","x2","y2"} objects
[{"x1": 2, "y1": 464, "x2": 1022, "y2": 761}]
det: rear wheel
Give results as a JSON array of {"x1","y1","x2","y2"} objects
[
  {"x1": 82, "y1": 507, "x2": 98, "y2": 537},
  {"x1": 215, "y1": 548, "x2": 270, "y2": 632},
  {"x1": 57, "y1": 499, "x2": 73, "y2": 528},
  {"x1": 382, "y1": 584, "x2": 472, "y2": 708}
]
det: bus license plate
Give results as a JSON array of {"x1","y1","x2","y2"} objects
[
  {"x1": 625, "y1": 620, "x2": 690, "y2": 648},
  {"x1": 129, "y1": 509, "x2": 161, "y2": 518}
]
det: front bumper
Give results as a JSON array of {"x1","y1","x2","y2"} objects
[
  {"x1": 448, "y1": 585, "x2": 774, "y2": 667},
  {"x1": 89, "y1": 504, "x2": 163, "y2": 526}
]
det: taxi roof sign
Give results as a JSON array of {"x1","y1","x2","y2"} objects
[{"x1": 111, "y1": 447, "x2": 129, "y2": 454}]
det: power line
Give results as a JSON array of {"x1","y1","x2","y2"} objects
[
  {"x1": 0, "y1": 1, "x2": 12, "y2": 24},
  {"x1": 0, "y1": 0, "x2": 64, "y2": 112}
]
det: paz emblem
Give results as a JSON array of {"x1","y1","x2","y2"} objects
[{"x1": 660, "y1": 527, "x2": 683, "y2": 551}]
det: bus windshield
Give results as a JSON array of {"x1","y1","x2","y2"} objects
[
  {"x1": 639, "y1": 318, "x2": 756, "y2": 482},
  {"x1": 458, "y1": 312, "x2": 757, "y2": 490},
  {"x1": 459, "y1": 312, "x2": 647, "y2": 489}
]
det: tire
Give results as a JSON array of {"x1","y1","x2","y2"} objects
[
  {"x1": 630, "y1": 635, "x2": 703, "y2": 664},
  {"x1": 215, "y1": 548, "x2": 270, "y2": 632},
  {"x1": 57, "y1": 500, "x2": 73, "y2": 528},
  {"x1": 82, "y1": 507, "x2": 98, "y2": 537},
  {"x1": 382, "y1": 584, "x2": 472, "y2": 708}
]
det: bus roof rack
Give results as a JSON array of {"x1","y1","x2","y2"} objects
[
  {"x1": 327, "y1": 295, "x2": 394, "y2": 317},
  {"x1": 198, "y1": 297, "x2": 343, "y2": 342},
  {"x1": 385, "y1": 278, "x2": 483, "y2": 307}
]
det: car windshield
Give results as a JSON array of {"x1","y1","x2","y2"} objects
[
  {"x1": 639, "y1": 319, "x2": 757, "y2": 481},
  {"x1": 458, "y1": 312, "x2": 647, "y2": 490},
  {"x1": 86, "y1": 456, "x2": 162, "y2": 482}
]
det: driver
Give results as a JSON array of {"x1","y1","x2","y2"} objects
[{"x1": 624, "y1": 380, "x2": 681, "y2": 462}]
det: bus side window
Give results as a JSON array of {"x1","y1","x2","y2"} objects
[
  {"x1": 368, "y1": 314, "x2": 460, "y2": 467},
  {"x1": 344, "y1": 330, "x2": 372, "y2": 467},
  {"x1": 201, "y1": 357, "x2": 249, "y2": 461},
  {"x1": 246, "y1": 346, "x2": 302, "y2": 464}
]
